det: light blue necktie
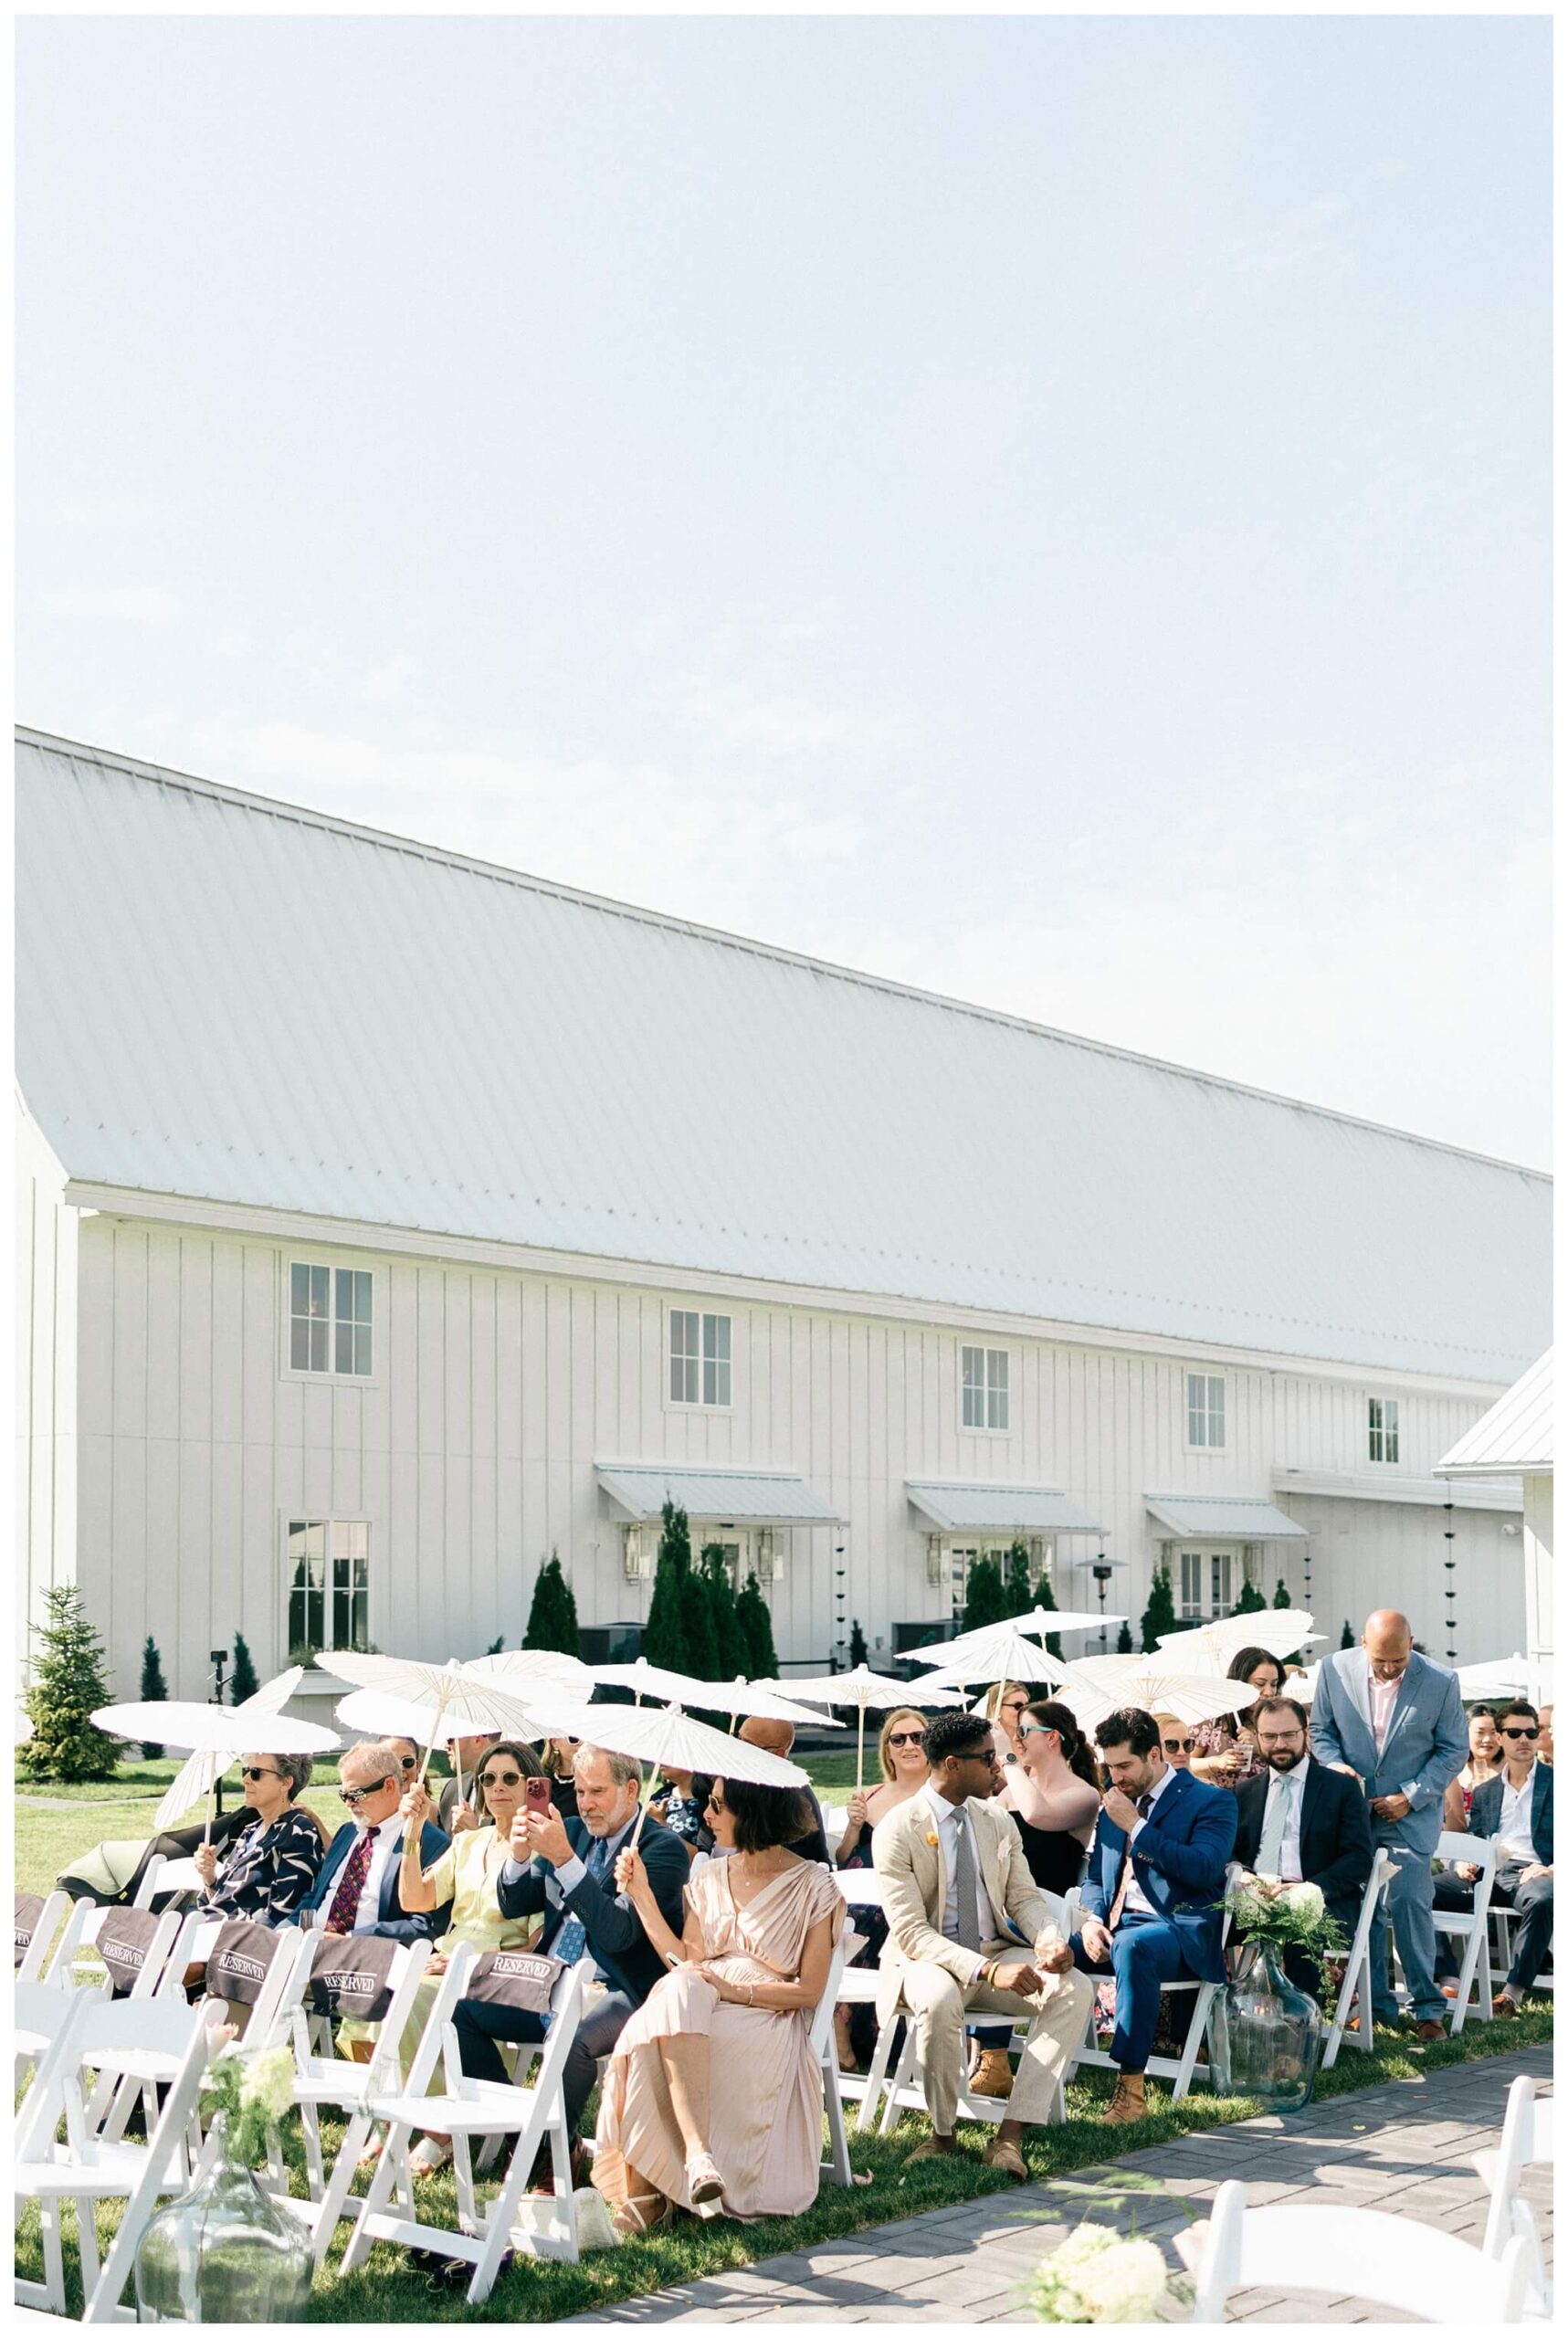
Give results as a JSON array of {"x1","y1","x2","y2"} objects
[{"x1": 553, "y1": 1832, "x2": 612, "y2": 1967}]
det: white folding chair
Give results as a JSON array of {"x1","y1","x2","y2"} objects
[
  {"x1": 827, "y1": 1870, "x2": 896, "y2": 2133},
  {"x1": 1428, "y1": 1831, "x2": 1498, "y2": 2032},
  {"x1": 16, "y1": 1890, "x2": 69, "y2": 1983},
  {"x1": 1175, "y1": 2177, "x2": 1530, "y2": 2322},
  {"x1": 1489, "y1": 1901, "x2": 1555, "y2": 1995},
  {"x1": 1322, "y1": 1849, "x2": 1396, "y2": 2069},
  {"x1": 48, "y1": 1901, "x2": 188, "y2": 1998},
  {"x1": 15, "y1": 1992, "x2": 229, "y2": 2323},
  {"x1": 142, "y1": 1856, "x2": 205, "y2": 1903},
  {"x1": 342, "y1": 1946, "x2": 585, "y2": 2302},
  {"x1": 1475, "y1": 2073, "x2": 1554, "y2": 2313},
  {"x1": 1061, "y1": 1890, "x2": 1229, "y2": 2101},
  {"x1": 807, "y1": 1929, "x2": 855, "y2": 2186}
]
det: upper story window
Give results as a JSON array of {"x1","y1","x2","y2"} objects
[
  {"x1": 290, "y1": 1263, "x2": 373, "y2": 1376},
  {"x1": 287, "y1": 1519, "x2": 369, "y2": 1655},
  {"x1": 669, "y1": 1309, "x2": 731, "y2": 1407},
  {"x1": 1368, "y1": 1396, "x2": 1400, "y2": 1464},
  {"x1": 1186, "y1": 1373, "x2": 1226, "y2": 1449},
  {"x1": 962, "y1": 1345, "x2": 1009, "y2": 1431}
]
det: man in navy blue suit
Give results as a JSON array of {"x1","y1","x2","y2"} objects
[
  {"x1": 289, "y1": 1739, "x2": 450, "y2": 1944},
  {"x1": 1069, "y1": 1706, "x2": 1237, "y2": 2123}
]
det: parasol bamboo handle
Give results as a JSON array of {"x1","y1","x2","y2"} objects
[
  {"x1": 857, "y1": 1709, "x2": 865, "y2": 1795},
  {"x1": 203, "y1": 1776, "x2": 216, "y2": 1847},
  {"x1": 631, "y1": 1794, "x2": 650, "y2": 1849},
  {"x1": 415, "y1": 1686, "x2": 451, "y2": 1792}
]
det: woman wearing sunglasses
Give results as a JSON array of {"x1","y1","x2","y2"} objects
[
  {"x1": 191, "y1": 1751, "x2": 328, "y2": 1923},
  {"x1": 336, "y1": 1739, "x2": 549, "y2": 2152},
  {"x1": 829, "y1": 1708, "x2": 931, "y2": 2072}
]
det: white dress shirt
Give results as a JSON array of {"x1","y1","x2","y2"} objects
[
  {"x1": 1258, "y1": 1754, "x2": 1309, "y2": 1883},
  {"x1": 1121, "y1": 1765, "x2": 1177, "y2": 1919},
  {"x1": 923, "y1": 1785, "x2": 1003, "y2": 1943},
  {"x1": 1497, "y1": 1763, "x2": 1539, "y2": 1864},
  {"x1": 1368, "y1": 1667, "x2": 1401, "y2": 1754}
]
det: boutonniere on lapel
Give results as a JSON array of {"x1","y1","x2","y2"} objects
[{"x1": 925, "y1": 1830, "x2": 939, "y2": 1848}]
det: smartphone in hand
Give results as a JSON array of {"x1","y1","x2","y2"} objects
[{"x1": 524, "y1": 1775, "x2": 552, "y2": 1815}]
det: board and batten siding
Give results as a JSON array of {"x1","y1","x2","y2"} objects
[
  {"x1": 71, "y1": 1211, "x2": 1514, "y2": 1702},
  {"x1": 16, "y1": 1097, "x2": 79, "y2": 1667}
]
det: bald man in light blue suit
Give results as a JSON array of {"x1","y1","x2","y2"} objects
[{"x1": 1310, "y1": 1609, "x2": 1468, "y2": 2036}]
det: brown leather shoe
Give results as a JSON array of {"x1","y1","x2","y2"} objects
[
  {"x1": 968, "y1": 2048, "x2": 1015, "y2": 2099},
  {"x1": 906, "y1": 2135, "x2": 959, "y2": 2164},
  {"x1": 1103, "y1": 2076, "x2": 1148, "y2": 2125},
  {"x1": 981, "y1": 2134, "x2": 1026, "y2": 2179},
  {"x1": 1414, "y1": 2018, "x2": 1447, "y2": 2043},
  {"x1": 1492, "y1": 1993, "x2": 1519, "y2": 2017}
]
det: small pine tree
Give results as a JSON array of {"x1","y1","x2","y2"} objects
[
  {"x1": 1003, "y1": 1540, "x2": 1033, "y2": 1617},
  {"x1": 1115, "y1": 1618, "x2": 1134, "y2": 1655},
  {"x1": 229, "y1": 1632, "x2": 259, "y2": 1704},
  {"x1": 700, "y1": 1545, "x2": 745, "y2": 1680},
  {"x1": 139, "y1": 1634, "x2": 168, "y2": 1758},
  {"x1": 21, "y1": 1585, "x2": 121, "y2": 1783},
  {"x1": 485, "y1": 1634, "x2": 505, "y2": 1656},
  {"x1": 643, "y1": 1503, "x2": 693, "y2": 1671},
  {"x1": 1340, "y1": 1618, "x2": 1355, "y2": 1649},
  {"x1": 1233, "y1": 1578, "x2": 1267, "y2": 1617},
  {"x1": 1034, "y1": 1566, "x2": 1063, "y2": 1660},
  {"x1": 736, "y1": 1571, "x2": 779, "y2": 1680},
  {"x1": 679, "y1": 1562, "x2": 719, "y2": 1681},
  {"x1": 523, "y1": 1552, "x2": 582, "y2": 1658},
  {"x1": 1272, "y1": 1578, "x2": 1292, "y2": 1609},
  {"x1": 849, "y1": 1618, "x2": 869, "y2": 1668},
  {"x1": 1139, "y1": 1565, "x2": 1178, "y2": 1654},
  {"x1": 963, "y1": 1556, "x2": 1008, "y2": 1632}
]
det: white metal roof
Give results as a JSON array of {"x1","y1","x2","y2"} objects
[
  {"x1": 905, "y1": 1481, "x2": 1105, "y2": 1534},
  {"x1": 595, "y1": 1464, "x2": 841, "y2": 1526},
  {"x1": 1436, "y1": 1350, "x2": 1553, "y2": 1478},
  {"x1": 16, "y1": 728, "x2": 1551, "y2": 1382},
  {"x1": 1273, "y1": 1468, "x2": 1523, "y2": 1512},
  {"x1": 1146, "y1": 1493, "x2": 1309, "y2": 1541}
]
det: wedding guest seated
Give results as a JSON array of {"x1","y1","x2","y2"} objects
[
  {"x1": 595, "y1": 1777, "x2": 846, "y2": 2233},
  {"x1": 289, "y1": 1740, "x2": 450, "y2": 1947},
  {"x1": 872, "y1": 1708, "x2": 1092, "y2": 2178},
  {"x1": 385, "y1": 1737, "x2": 423, "y2": 1788},
  {"x1": 1539, "y1": 1706, "x2": 1554, "y2": 1765},
  {"x1": 191, "y1": 1751, "x2": 328, "y2": 1924},
  {"x1": 736, "y1": 1716, "x2": 831, "y2": 1864},
  {"x1": 1436, "y1": 1701, "x2": 1553, "y2": 2016},
  {"x1": 1152, "y1": 1714, "x2": 1193, "y2": 1772},
  {"x1": 1069, "y1": 1706, "x2": 1237, "y2": 2124},
  {"x1": 450, "y1": 1743, "x2": 688, "y2": 2175},
  {"x1": 649, "y1": 1767, "x2": 714, "y2": 1857},
  {"x1": 1442, "y1": 1705, "x2": 1505, "y2": 1833},
  {"x1": 1188, "y1": 1649, "x2": 1286, "y2": 1790},
  {"x1": 1231, "y1": 1696, "x2": 1373, "y2": 2001},
  {"x1": 539, "y1": 1734, "x2": 582, "y2": 1824},
  {"x1": 337, "y1": 1742, "x2": 547, "y2": 2135},
  {"x1": 832, "y1": 1707, "x2": 931, "y2": 2072},
  {"x1": 438, "y1": 1730, "x2": 500, "y2": 1833}
]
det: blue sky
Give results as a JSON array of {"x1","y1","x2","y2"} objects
[{"x1": 17, "y1": 16, "x2": 1551, "y2": 1166}]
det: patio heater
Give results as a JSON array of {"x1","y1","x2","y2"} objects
[{"x1": 1092, "y1": 1556, "x2": 1114, "y2": 1650}]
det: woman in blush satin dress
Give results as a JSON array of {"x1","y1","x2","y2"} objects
[{"x1": 593, "y1": 1776, "x2": 846, "y2": 2235}]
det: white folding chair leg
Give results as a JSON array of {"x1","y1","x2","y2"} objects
[{"x1": 857, "y1": 2011, "x2": 902, "y2": 2135}]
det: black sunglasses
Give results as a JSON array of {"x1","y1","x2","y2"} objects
[
  {"x1": 1162, "y1": 1737, "x2": 1194, "y2": 1754},
  {"x1": 339, "y1": 1780, "x2": 394, "y2": 1806},
  {"x1": 241, "y1": 1764, "x2": 282, "y2": 1782},
  {"x1": 887, "y1": 1730, "x2": 927, "y2": 1749},
  {"x1": 1502, "y1": 1726, "x2": 1540, "y2": 1740},
  {"x1": 399, "y1": 1754, "x2": 417, "y2": 1771}
]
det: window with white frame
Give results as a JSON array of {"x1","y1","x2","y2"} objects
[
  {"x1": 668, "y1": 1310, "x2": 731, "y2": 1407},
  {"x1": 1177, "y1": 1547, "x2": 1235, "y2": 1620},
  {"x1": 962, "y1": 1345, "x2": 1010, "y2": 1431},
  {"x1": 1368, "y1": 1396, "x2": 1400, "y2": 1464},
  {"x1": 1186, "y1": 1372, "x2": 1226, "y2": 1449},
  {"x1": 289, "y1": 1263, "x2": 374, "y2": 1377},
  {"x1": 287, "y1": 1519, "x2": 370, "y2": 1653}
]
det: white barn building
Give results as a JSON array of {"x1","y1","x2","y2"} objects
[{"x1": 16, "y1": 729, "x2": 1552, "y2": 1701}]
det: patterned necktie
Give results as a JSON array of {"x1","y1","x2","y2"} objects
[
  {"x1": 324, "y1": 1826, "x2": 375, "y2": 1935},
  {"x1": 553, "y1": 1832, "x2": 612, "y2": 1967},
  {"x1": 1258, "y1": 1773, "x2": 1292, "y2": 1877},
  {"x1": 950, "y1": 1809, "x2": 985, "y2": 1952},
  {"x1": 1109, "y1": 1796, "x2": 1153, "y2": 1928}
]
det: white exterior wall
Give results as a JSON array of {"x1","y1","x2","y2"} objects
[
  {"x1": 1522, "y1": 1472, "x2": 1553, "y2": 1697},
  {"x1": 16, "y1": 1094, "x2": 79, "y2": 1681},
  {"x1": 73, "y1": 1211, "x2": 1520, "y2": 1701}
]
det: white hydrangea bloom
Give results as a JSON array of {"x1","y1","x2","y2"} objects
[
  {"x1": 239, "y1": 2046, "x2": 295, "y2": 2121},
  {"x1": 1283, "y1": 1880, "x2": 1324, "y2": 1921},
  {"x1": 1073, "y1": 2237, "x2": 1170, "y2": 2322}
]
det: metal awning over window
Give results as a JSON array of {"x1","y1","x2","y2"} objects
[
  {"x1": 1146, "y1": 1493, "x2": 1308, "y2": 1541},
  {"x1": 595, "y1": 1464, "x2": 841, "y2": 1527},
  {"x1": 906, "y1": 1480, "x2": 1104, "y2": 1535}
]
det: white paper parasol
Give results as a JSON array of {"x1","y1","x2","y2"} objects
[
  {"x1": 1051, "y1": 1658, "x2": 1261, "y2": 1733},
  {"x1": 594, "y1": 1658, "x2": 717, "y2": 1707},
  {"x1": 910, "y1": 1625, "x2": 1069, "y2": 1711},
  {"x1": 521, "y1": 1696, "x2": 810, "y2": 1844},
  {"x1": 93, "y1": 1694, "x2": 341, "y2": 1841},
  {"x1": 321, "y1": 1654, "x2": 560, "y2": 1786},
  {"x1": 1455, "y1": 1652, "x2": 1547, "y2": 1701},
  {"x1": 913, "y1": 1606, "x2": 1123, "y2": 1675},
  {"x1": 152, "y1": 1665, "x2": 321, "y2": 1830},
  {"x1": 700, "y1": 1676, "x2": 847, "y2": 1732},
  {"x1": 763, "y1": 1664, "x2": 969, "y2": 1790},
  {"x1": 464, "y1": 1648, "x2": 595, "y2": 1701},
  {"x1": 1157, "y1": 1610, "x2": 1315, "y2": 1672}
]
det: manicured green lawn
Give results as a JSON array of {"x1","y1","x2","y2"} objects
[{"x1": 14, "y1": 1998, "x2": 1552, "y2": 2322}]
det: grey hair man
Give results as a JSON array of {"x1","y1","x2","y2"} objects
[{"x1": 290, "y1": 1737, "x2": 449, "y2": 1943}]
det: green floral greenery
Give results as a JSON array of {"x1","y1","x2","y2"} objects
[
  {"x1": 1224, "y1": 1876, "x2": 1350, "y2": 1999},
  {"x1": 200, "y1": 2045, "x2": 295, "y2": 2171}
]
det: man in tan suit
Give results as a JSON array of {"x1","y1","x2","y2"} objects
[{"x1": 872, "y1": 1708, "x2": 1094, "y2": 2175}]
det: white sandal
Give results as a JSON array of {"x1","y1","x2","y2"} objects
[{"x1": 408, "y1": 2137, "x2": 454, "y2": 2182}]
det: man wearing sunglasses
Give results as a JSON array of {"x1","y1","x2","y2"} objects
[
  {"x1": 1442, "y1": 1701, "x2": 1553, "y2": 2015},
  {"x1": 289, "y1": 1740, "x2": 450, "y2": 1943}
]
